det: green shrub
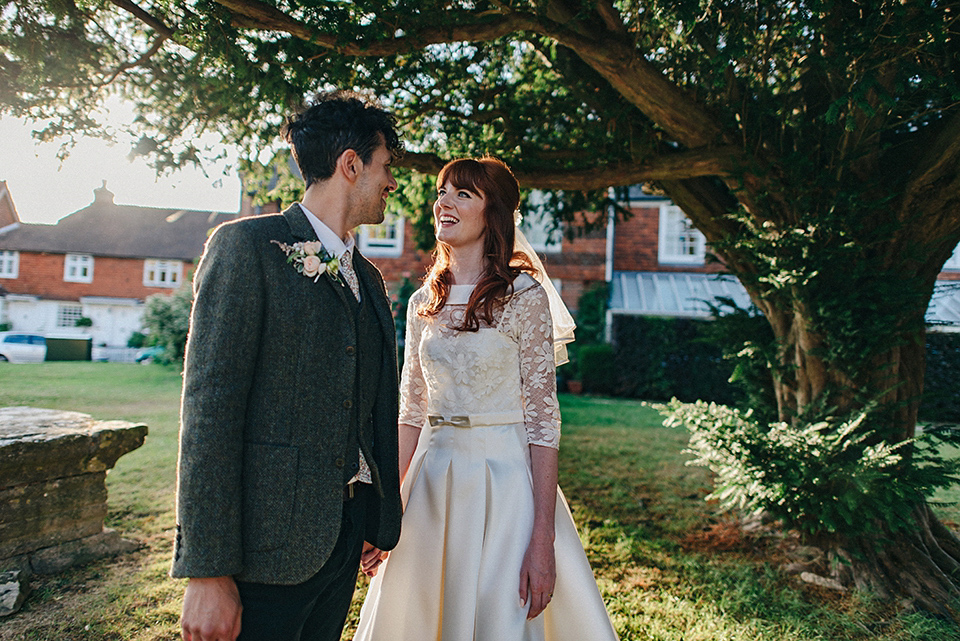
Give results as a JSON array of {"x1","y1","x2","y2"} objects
[
  {"x1": 656, "y1": 399, "x2": 960, "y2": 539},
  {"x1": 580, "y1": 344, "x2": 615, "y2": 394},
  {"x1": 921, "y1": 331, "x2": 960, "y2": 423}
]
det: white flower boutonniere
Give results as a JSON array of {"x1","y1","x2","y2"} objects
[{"x1": 271, "y1": 239, "x2": 341, "y2": 283}]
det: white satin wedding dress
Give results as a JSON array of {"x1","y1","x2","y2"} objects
[{"x1": 354, "y1": 276, "x2": 619, "y2": 641}]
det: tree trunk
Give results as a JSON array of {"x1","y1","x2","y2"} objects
[
  {"x1": 829, "y1": 504, "x2": 960, "y2": 619},
  {"x1": 767, "y1": 303, "x2": 960, "y2": 617}
]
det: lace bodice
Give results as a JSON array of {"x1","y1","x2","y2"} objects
[{"x1": 398, "y1": 275, "x2": 561, "y2": 449}]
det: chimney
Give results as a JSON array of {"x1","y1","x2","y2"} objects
[{"x1": 93, "y1": 180, "x2": 115, "y2": 204}]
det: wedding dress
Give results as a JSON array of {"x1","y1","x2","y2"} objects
[{"x1": 354, "y1": 275, "x2": 619, "y2": 641}]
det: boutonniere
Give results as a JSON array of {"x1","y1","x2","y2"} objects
[{"x1": 271, "y1": 240, "x2": 341, "y2": 283}]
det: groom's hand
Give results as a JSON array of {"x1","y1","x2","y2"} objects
[
  {"x1": 361, "y1": 541, "x2": 388, "y2": 577},
  {"x1": 181, "y1": 576, "x2": 242, "y2": 641}
]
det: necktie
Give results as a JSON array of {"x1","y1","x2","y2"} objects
[{"x1": 339, "y1": 251, "x2": 361, "y2": 302}]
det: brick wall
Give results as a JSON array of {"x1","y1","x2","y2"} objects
[{"x1": 3, "y1": 252, "x2": 191, "y2": 301}]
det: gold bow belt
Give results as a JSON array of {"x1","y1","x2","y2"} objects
[{"x1": 427, "y1": 410, "x2": 525, "y2": 428}]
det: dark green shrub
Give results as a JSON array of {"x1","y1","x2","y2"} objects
[
  {"x1": 611, "y1": 315, "x2": 738, "y2": 404},
  {"x1": 580, "y1": 344, "x2": 615, "y2": 394},
  {"x1": 921, "y1": 331, "x2": 960, "y2": 423}
]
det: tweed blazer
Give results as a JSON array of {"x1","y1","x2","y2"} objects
[{"x1": 171, "y1": 204, "x2": 402, "y2": 585}]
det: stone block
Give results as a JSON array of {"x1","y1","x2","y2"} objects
[
  {"x1": 0, "y1": 570, "x2": 29, "y2": 617},
  {"x1": 0, "y1": 407, "x2": 147, "y2": 487},
  {"x1": 0, "y1": 407, "x2": 146, "y2": 576},
  {"x1": 30, "y1": 529, "x2": 140, "y2": 575}
]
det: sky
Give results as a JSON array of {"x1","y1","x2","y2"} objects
[{"x1": 0, "y1": 111, "x2": 243, "y2": 226}]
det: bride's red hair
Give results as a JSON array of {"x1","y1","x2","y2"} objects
[{"x1": 419, "y1": 157, "x2": 536, "y2": 330}]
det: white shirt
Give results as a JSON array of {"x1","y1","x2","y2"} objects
[{"x1": 298, "y1": 203, "x2": 360, "y2": 303}]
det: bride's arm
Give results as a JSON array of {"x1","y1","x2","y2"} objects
[
  {"x1": 398, "y1": 423, "x2": 422, "y2": 483},
  {"x1": 397, "y1": 290, "x2": 428, "y2": 484},
  {"x1": 521, "y1": 444, "x2": 558, "y2": 618},
  {"x1": 513, "y1": 284, "x2": 562, "y2": 618}
]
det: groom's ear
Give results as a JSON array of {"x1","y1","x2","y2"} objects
[{"x1": 336, "y1": 149, "x2": 363, "y2": 184}]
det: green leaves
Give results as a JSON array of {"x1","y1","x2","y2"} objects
[{"x1": 656, "y1": 399, "x2": 960, "y2": 542}]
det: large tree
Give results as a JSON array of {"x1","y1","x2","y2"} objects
[{"x1": 3, "y1": 0, "x2": 959, "y2": 615}]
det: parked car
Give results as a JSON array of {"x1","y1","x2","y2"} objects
[
  {"x1": 0, "y1": 332, "x2": 47, "y2": 363},
  {"x1": 135, "y1": 346, "x2": 166, "y2": 364}
]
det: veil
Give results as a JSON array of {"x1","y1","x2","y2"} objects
[{"x1": 514, "y1": 225, "x2": 576, "y2": 367}]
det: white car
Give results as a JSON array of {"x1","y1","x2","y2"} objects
[{"x1": 0, "y1": 332, "x2": 47, "y2": 363}]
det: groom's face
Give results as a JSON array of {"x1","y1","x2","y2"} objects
[{"x1": 353, "y1": 137, "x2": 398, "y2": 227}]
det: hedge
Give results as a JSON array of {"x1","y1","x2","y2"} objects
[{"x1": 602, "y1": 315, "x2": 960, "y2": 424}]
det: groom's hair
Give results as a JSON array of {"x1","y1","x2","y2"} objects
[{"x1": 283, "y1": 90, "x2": 403, "y2": 188}]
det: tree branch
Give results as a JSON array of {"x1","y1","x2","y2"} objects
[
  {"x1": 397, "y1": 147, "x2": 741, "y2": 189},
  {"x1": 107, "y1": 0, "x2": 174, "y2": 38},
  {"x1": 216, "y1": 0, "x2": 542, "y2": 55},
  {"x1": 215, "y1": 0, "x2": 725, "y2": 148}
]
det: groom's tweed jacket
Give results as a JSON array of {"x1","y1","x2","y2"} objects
[{"x1": 170, "y1": 204, "x2": 402, "y2": 585}]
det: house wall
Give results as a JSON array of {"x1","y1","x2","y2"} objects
[
  {"x1": 613, "y1": 203, "x2": 725, "y2": 274},
  {"x1": 2, "y1": 252, "x2": 193, "y2": 300}
]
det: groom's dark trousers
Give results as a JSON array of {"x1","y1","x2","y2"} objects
[{"x1": 236, "y1": 487, "x2": 369, "y2": 641}]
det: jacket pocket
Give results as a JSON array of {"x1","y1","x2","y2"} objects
[{"x1": 242, "y1": 442, "x2": 298, "y2": 552}]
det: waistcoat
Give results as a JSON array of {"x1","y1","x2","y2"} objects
[{"x1": 343, "y1": 272, "x2": 384, "y2": 484}]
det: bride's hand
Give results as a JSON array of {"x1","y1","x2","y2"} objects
[
  {"x1": 361, "y1": 541, "x2": 388, "y2": 577},
  {"x1": 519, "y1": 533, "x2": 556, "y2": 619}
]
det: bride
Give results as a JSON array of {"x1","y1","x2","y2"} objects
[{"x1": 354, "y1": 157, "x2": 619, "y2": 641}]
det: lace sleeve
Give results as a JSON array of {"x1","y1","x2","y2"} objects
[
  {"x1": 398, "y1": 289, "x2": 429, "y2": 429},
  {"x1": 512, "y1": 284, "x2": 562, "y2": 449}
]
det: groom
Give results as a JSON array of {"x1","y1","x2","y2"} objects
[{"x1": 171, "y1": 91, "x2": 404, "y2": 641}]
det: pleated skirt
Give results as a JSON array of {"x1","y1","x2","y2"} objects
[{"x1": 353, "y1": 421, "x2": 619, "y2": 641}]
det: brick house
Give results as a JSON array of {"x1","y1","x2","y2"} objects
[
  {"x1": 0, "y1": 183, "x2": 234, "y2": 348},
  {"x1": 607, "y1": 186, "x2": 960, "y2": 331}
]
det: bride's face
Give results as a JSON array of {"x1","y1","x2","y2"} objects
[{"x1": 434, "y1": 180, "x2": 487, "y2": 249}]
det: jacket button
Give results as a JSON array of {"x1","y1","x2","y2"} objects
[
  {"x1": 343, "y1": 399, "x2": 353, "y2": 409},
  {"x1": 335, "y1": 457, "x2": 345, "y2": 467},
  {"x1": 345, "y1": 345, "x2": 355, "y2": 355}
]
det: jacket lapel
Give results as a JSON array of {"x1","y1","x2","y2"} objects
[
  {"x1": 281, "y1": 203, "x2": 350, "y2": 306},
  {"x1": 353, "y1": 251, "x2": 395, "y2": 344}
]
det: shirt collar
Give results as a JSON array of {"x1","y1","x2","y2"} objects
[{"x1": 298, "y1": 203, "x2": 355, "y2": 258}]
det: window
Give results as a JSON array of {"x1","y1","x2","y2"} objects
[
  {"x1": 518, "y1": 208, "x2": 562, "y2": 254},
  {"x1": 144, "y1": 259, "x2": 184, "y2": 287},
  {"x1": 945, "y1": 244, "x2": 960, "y2": 271},
  {"x1": 358, "y1": 213, "x2": 404, "y2": 257},
  {"x1": 0, "y1": 250, "x2": 17, "y2": 279},
  {"x1": 658, "y1": 204, "x2": 706, "y2": 265},
  {"x1": 64, "y1": 254, "x2": 94, "y2": 283},
  {"x1": 56, "y1": 304, "x2": 84, "y2": 328}
]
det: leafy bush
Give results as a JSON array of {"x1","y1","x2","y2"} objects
[
  {"x1": 656, "y1": 399, "x2": 960, "y2": 540},
  {"x1": 611, "y1": 315, "x2": 738, "y2": 404},
  {"x1": 580, "y1": 344, "x2": 615, "y2": 394},
  {"x1": 921, "y1": 331, "x2": 960, "y2": 423},
  {"x1": 127, "y1": 331, "x2": 147, "y2": 349},
  {"x1": 142, "y1": 286, "x2": 193, "y2": 362}
]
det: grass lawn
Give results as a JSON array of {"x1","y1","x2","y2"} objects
[{"x1": 1, "y1": 363, "x2": 958, "y2": 640}]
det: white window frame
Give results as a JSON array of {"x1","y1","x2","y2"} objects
[
  {"x1": 143, "y1": 259, "x2": 184, "y2": 287},
  {"x1": 64, "y1": 253, "x2": 94, "y2": 283},
  {"x1": 658, "y1": 204, "x2": 706, "y2": 265},
  {"x1": 358, "y1": 213, "x2": 404, "y2": 257},
  {"x1": 518, "y1": 208, "x2": 562, "y2": 254},
  {"x1": 56, "y1": 303, "x2": 84, "y2": 328},
  {"x1": 0, "y1": 250, "x2": 18, "y2": 279},
  {"x1": 944, "y1": 243, "x2": 960, "y2": 271}
]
